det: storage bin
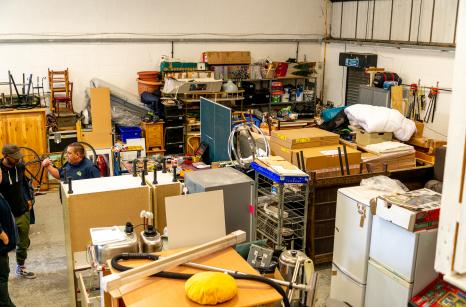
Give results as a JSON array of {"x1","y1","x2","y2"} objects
[{"x1": 118, "y1": 126, "x2": 142, "y2": 142}]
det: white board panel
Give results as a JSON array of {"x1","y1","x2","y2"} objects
[
  {"x1": 431, "y1": 0, "x2": 458, "y2": 44},
  {"x1": 409, "y1": 0, "x2": 422, "y2": 42},
  {"x1": 418, "y1": 0, "x2": 435, "y2": 42},
  {"x1": 391, "y1": 0, "x2": 412, "y2": 41},
  {"x1": 372, "y1": 0, "x2": 392, "y2": 40},
  {"x1": 165, "y1": 190, "x2": 226, "y2": 249},
  {"x1": 356, "y1": 1, "x2": 370, "y2": 39},
  {"x1": 341, "y1": 2, "x2": 358, "y2": 39},
  {"x1": 331, "y1": 2, "x2": 343, "y2": 38}
]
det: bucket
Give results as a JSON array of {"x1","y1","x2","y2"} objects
[
  {"x1": 137, "y1": 71, "x2": 160, "y2": 82},
  {"x1": 137, "y1": 79, "x2": 162, "y2": 95}
]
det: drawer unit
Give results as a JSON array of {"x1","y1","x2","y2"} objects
[{"x1": 141, "y1": 121, "x2": 165, "y2": 153}]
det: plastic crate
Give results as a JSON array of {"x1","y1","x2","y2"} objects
[{"x1": 118, "y1": 126, "x2": 142, "y2": 143}]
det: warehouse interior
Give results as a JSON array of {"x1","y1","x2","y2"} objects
[{"x1": 0, "y1": 0, "x2": 465, "y2": 306}]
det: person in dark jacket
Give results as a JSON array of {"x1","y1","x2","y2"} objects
[
  {"x1": 0, "y1": 193, "x2": 17, "y2": 307},
  {"x1": 0, "y1": 145, "x2": 35, "y2": 279},
  {"x1": 42, "y1": 142, "x2": 100, "y2": 180}
]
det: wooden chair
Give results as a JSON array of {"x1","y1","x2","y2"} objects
[{"x1": 48, "y1": 68, "x2": 73, "y2": 116}]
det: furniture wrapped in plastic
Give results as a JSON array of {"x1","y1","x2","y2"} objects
[{"x1": 83, "y1": 78, "x2": 152, "y2": 126}]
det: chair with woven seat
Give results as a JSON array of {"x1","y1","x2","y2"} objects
[{"x1": 48, "y1": 68, "x2": 73, "y2": 116}]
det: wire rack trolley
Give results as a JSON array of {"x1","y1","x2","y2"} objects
[{"x1": 251, "y1": 162, "x2": 309, "y2": 252}]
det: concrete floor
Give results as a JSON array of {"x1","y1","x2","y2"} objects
[
  {"x1": 8, "y1": 192, "x2": 69, "y2": 307},
  {"x1": 6, "y1": 191, "x2": 331, "y2": 307}
]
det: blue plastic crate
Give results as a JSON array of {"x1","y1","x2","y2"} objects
[
  {"x1": 118, "y1": 126, "x2": 142, "y2": 143},
  {"x1": 251, "y1": 162, "x2": 309, "y2": 184}
]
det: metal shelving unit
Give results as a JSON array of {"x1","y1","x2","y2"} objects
[{"x1": 252, "y1": 163, "x2": 309, "y2": 252}]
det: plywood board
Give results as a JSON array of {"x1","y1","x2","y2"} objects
[
  {"x1": 118, "y1": 248, "x2": 282, "y2": 307},
  {"x1": 145, "y1": 172, "x2": 182, "y2": 230},
  {"x1": 79, "y1": 88, "x2": 112, "y2": 148},
  {"x1": 165, "y1": 190, "x2": 226, "y2": 249},
  {"x1": 62, "y1": 176, "x2": 151, "y2": 252}
]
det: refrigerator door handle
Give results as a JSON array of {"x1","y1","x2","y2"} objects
[{"x1": 333, "y1": 262, "x2": 366, "y2": 286}]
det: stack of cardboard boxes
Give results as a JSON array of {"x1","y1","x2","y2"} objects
[{"x1": 270, "y1": 128, "x2": 362, "y2": 178}]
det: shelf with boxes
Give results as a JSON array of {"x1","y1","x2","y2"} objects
[{"x1": 239, "y1": 76, "x2": 317, "y2": 117}]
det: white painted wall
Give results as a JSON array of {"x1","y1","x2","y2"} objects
[
  {"x1": 330, "y1": 0, "x2": 458, "y2": 44},
  {"x1": 322, "y1": 43, "x2": 454, "y2": 140},
  {"x1": 0, "y1": 0, "x2": 327, "y2": 112}
]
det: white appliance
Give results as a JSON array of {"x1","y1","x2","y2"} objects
[
  {"x1": 364, "y1": 216, "x2": 438, "y2": 307},
  {"x1": 330, "y1": 186, "x2": 388, "y2": 307}
]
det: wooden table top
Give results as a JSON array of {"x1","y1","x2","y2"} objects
[{"x1": 108, "y1": 247, "x2": 282, "y2": 307}]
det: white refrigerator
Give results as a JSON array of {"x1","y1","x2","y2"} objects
[
  {"x1": 364, "y1": 216, "x2": 438, "y2": 307},
  {"x1": 330, "y1": 187, "x2": 388, "y2": 307}
]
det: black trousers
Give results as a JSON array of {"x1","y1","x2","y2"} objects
[{"x1": 0, "y1": 253, "x2": 15, "y2": 307}]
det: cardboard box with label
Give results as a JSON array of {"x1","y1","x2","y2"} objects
[
  {"x1": 202, "y1": 51, "x2": 251, "y2": 65},
  {"x1": 270, "y1": 143, "x2": 361, "y2": 175},
  {"x1": 271, "y1": 128, "x2": 340, "y2": 150},
  {"x1": 375, "y1": 188, "x2": 441, "y2": 232}
]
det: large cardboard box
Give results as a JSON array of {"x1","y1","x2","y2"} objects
[
  {"x1": 293, "y1": 145, "x2": 361, "y2": 171},
  {"x1": 271, "y1": 128, "x2": 339, "y2": 150},
  {"x1": 202, "y1": 51, "x2": 251, "y2": 65},
  {"x1": 375, "y1": 189, "x2": 441, "y2": 232},
  {"x1": 270, "y1": 142, "x2": 361, "y2": 176}
]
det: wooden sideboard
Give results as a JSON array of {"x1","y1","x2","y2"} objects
[{"x1": 0, "y1": 108, "x2": 47, "y2": 155}]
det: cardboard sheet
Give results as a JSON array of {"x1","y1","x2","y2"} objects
[{"x1": 165, "y1": 190, "x2": 226, "y2": 249}]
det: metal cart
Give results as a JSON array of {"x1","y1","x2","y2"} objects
[{"x1": 251, "y1": 162, "x2": 309, "y2": 252}]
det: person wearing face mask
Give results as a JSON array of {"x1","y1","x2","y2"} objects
[
  {"x1": 0, "y1": 144, "x2": 36, "y2": 279},
  {"x1": 41, "y1": 142, "x2": 100, "y2": 181}
]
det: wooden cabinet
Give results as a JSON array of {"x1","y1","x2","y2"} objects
[
  {"x1": 141, "y1": 122, "x2": 165, "y2": 154},
  {"x1": 0, "y1": 108, "x2": 47, "y2": 155}
]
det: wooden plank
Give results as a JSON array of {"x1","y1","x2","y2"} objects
[
  {"x1": 102, "y1": 230, "x2": 246, "y2": 296},
  {"x1": 79, "y1": 88, "x2": 112, "y2": 148}
]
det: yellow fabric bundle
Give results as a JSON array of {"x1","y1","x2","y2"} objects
[{"x1": 185, "y1": 272, "x2": 237, "y2": 305}]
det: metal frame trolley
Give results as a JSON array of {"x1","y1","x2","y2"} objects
[{"x1": 251, "y1": 162, "x2": 309, "y2": 252}]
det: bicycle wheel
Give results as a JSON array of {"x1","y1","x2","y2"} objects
[
  {"x1": 60, "y1": 141, "x2": 98, "y2": 166},
  {"x1": 19, "y1": 147, "x2": 41, "y2": 180}
]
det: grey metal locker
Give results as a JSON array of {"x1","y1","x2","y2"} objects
[{"x1": 184, "y1": 167, "x2": 255, "y2": 241}]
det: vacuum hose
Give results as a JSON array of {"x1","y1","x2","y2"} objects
[{"x1": 111, "y1": 253, "x2": 290, "y2": 307}]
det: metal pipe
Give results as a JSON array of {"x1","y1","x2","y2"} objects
[
  {"x1": 299, "y1": 150, "x2": 305, "y2": 171},
  {"x1": 171, "y1": 41, "x2": 174, "y2": 58},
  {"x1": 417, "y1": 0, "x2": 423, "y2": 43},
  {"x1": 454, "y1": 0, "x2": 460, "y2": 44},
  {"x1": 429, "y1": 0, "x2": 436, "y2": 43},
  {"x1": 340, "y1": 2, "x2": 344, "y2": 38},
  {"x1": 67, "y1": 177, "x2": 73, "y2": 194},
  {"x1": 337, "y1": 147, "x2": 344, "y2": 176},
  {"x1": 408, "y1": 0, "x2": 414, "y2": 41},
  {"x1": 371, "y1": 0, "x2": 376, "y2": 40},
  {"x1": 355, "y1": 0, "x2": 359, "y2": 39},
  {"x1": 0, "y1": 37, "x2": 323, "y2": 44},
  {"x1": 343, "y1": 144, "x2": 350, "y2": 175},
  {"x1": 389, "y1": 0, "x2": 394, "y2": 41},
  {"x1": 132, "y1": 159, "x2": 138, "y2": 177},
  {"x1": 296, "y1": 152, "x2": 302, "y2": 170},
  {"x1": 152, "y1": 163, "x2": 158, "y2": 185}
]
